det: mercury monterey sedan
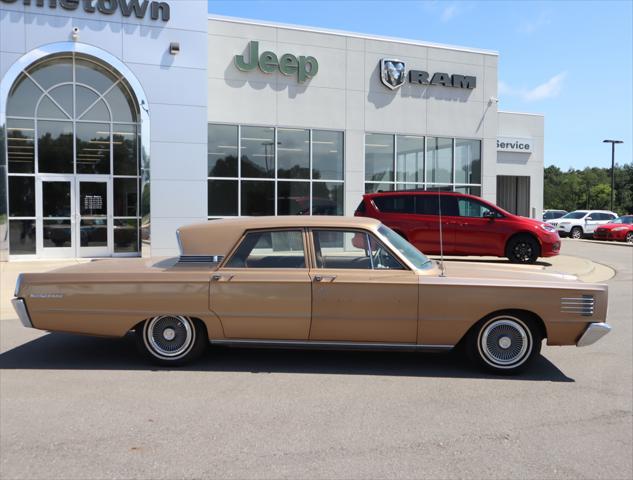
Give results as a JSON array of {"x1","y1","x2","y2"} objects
[{"x1": 12, "y1": 217, "x2": 611, "y2": 374}]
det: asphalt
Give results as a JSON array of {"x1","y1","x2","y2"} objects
[{"x1": 0, "y1": 238, "x2": 631, "y2": 479}]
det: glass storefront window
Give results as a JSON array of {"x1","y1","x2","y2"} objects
[
  {"x1": 76, "y1": 122, "x2": 110, "y2": 174},
  {"x1": 241, "y1": 126, "x2": 275, "y2": 178},
  {"x1": 365, "y1": 133, "x2": 394, "y2": 182},
  {"x1": 277, "y1": 128, "x2": 309, "y2": 179},
  {"x1": 113, "y1": 124, "x2": 137, "y2": 176},
  {"x1": 5, "y1": 53, "x2": 142, "y2": 257},
  {"x1": 426, "y1": 137, "x2": 453, "y2": 184},
  {"x1": 278, "y1": 181, "x2": 310, "y2": 215},
  {"x1": 114, "y1": 178, "x2": 138, "y2": 217},
  {"x1": 114, "y1": 219, "x2": 139, "y2": 253},
  {"x1": 455, "y1": 139, "x2": 481, "y2": 185},
  {"x1": 208, "y1": 179, "x2": 238, "y2": 216},
  {"x1": 9, "y1": 177, "x2": 35, "y2": 217},
  {"x1": 313, "y1": 130, "x2": 343, "y2": 180},
  {"x1": 365, "y1": 182, "x2": 394, "y2": 193},
  {"x1": 207, "y1": 124, "x2": 344, "y2": 218},
  {"x1": 37, "y1": 120, "x2": 73, "y2": 173},
  {"x1": 312, "y1": 182, "x2": 344, "y2": 215},
  {"x1": 396, "y1": 135, "x2": 424, "y2": 183},
  {"x1": 241, "y1": 181, "x2": 275, "y2": 216},
  {"x1": 9, "y1": 220, "x2": 36, "y2": 255},
  {"x1": 7, "y1": 119, "x2": 35, "y2": 173},
  {"x1": 208, "y1": 124, "x2": 238, "y2": 177}
]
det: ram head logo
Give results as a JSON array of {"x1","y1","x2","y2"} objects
[{"x1": 380, "y1": 59, "x2": 406, "y2": 90}]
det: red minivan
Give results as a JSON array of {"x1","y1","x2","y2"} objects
[{"x1": 356, "y1": 191, "x2": 561, "y2": 263}]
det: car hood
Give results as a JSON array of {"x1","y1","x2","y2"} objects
[
  {"x1": 596, "y1": 223, "x2": 629, "y2": 230},
  {"x1": 435, "y1": 260, "x2": 579, "y2": 283}
]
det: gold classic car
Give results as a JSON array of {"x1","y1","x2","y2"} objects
[{"x1": 12, "y1": 216, "x2": 611, "y2": 374}]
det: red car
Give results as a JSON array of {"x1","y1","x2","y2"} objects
[
  {"x1": 593, "y1": 215, "x2": 633, "y2": 243},
  {"x1": 355, "y1": 191, "x2": 561, "y2": 264}
]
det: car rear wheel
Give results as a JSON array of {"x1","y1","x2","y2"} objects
[
  {"x1": 626, "y1": 232, "x2": 633, "y2": 244},
  {"x1": 467, "y1": 314, "x2": 542, "y2": 374},
  {"x1": 570, "y1": 227, "x2": 583, "y2": 239},
  {"x1": 506, "y1": 235, "x2": 539, "y2": 264},
  {"x1": 136, "y1": 315, "x2": 207, "y2": 366}
]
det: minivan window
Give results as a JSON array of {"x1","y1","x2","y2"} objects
[
  {"x1": 372, "y1": 195, "x2": 415, "y2": 214},
  {"x1": 415, "y1": 195, "x2": 459, "y2": 216},
  {"x1": 457, "y1": 197, "x2": 497, "y2": 218}
]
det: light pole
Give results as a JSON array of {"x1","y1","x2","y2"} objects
[{"x1": 602, "y1": 139, "x2": 623, "y2": 212}]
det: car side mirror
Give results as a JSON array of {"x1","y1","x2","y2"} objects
[
  {"x1": 585, "y1": 217, "x2": 592, "y2": 221},
  {"x1": 483, "y1": 210, "x2": 497, "y2": 220}
]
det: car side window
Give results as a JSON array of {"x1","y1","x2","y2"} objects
[
  {"x1": 457, "y1": 197, "x2": 496, "y2": 218},
  {"x1": 312, "y1": 230, "x2": 404, "y2": 270},
  {"x1": 225, "y1": 230, "x2": 305, "y2": 268}
]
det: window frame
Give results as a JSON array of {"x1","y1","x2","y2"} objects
[
  {"x1": 308, "y1": 227, "x2": 409, "y2": 272},
  {"x1": 220, "y1": 228, "x2": 310, "y2": 270}
]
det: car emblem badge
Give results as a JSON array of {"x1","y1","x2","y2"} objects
[{"x1": 380, "y1": 59, "x2": 406, "y2": 90}]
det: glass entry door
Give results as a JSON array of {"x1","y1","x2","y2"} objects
[
  {"x1": 77, "y1": 176, "x2": 112, "y2": 258},
  {"x1": 37, "y1": 176, "x2": 75, "y2": 258}
]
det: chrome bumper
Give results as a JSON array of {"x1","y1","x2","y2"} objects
[
  {"x1": 577, "y1": 322, "x2": 611, "y2": 347},
  {"x1": 11, "y1": 298, "x2": 33, "y2": 328}
]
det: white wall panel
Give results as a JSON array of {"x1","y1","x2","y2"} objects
[
  {"x1": 151, "y1": 179, "x2": 207, "y2": 219},
  {"x1": 150, "y1": 104, "x2": 207, "y2": 144}
]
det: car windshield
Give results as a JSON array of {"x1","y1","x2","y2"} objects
[
  {"x1": 562, "y1": 211, "x2": 588, "y2": 219},
  {"x1": 377, "y1": 225, "x2": 433, "y2": 270}
]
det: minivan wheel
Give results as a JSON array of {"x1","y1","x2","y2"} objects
[
  {"x1": 506, "y1": 234, "x2": 539, "y2": 264},
  {"x1": 467, "y1": 314, "x2": 542, "y2": 374},
  {"x1": 570, "y1": 227, "x2": 583, "y2": 239},
  {"x1": 136, "y1": 315, "x2": 207, "y2": 366}
]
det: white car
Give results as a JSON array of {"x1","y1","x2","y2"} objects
[{"x1": 547, "y1": 210, "x2": 619, "y2": 239}]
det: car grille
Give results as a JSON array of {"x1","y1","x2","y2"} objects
[{"x1": 561, "y1": 295, "x2": 594, "y2": 316}]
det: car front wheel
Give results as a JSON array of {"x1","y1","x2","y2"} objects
[
  {"x1": 626, "y1": 232, "x2": 633, "y2": 244},
  {"x1": 136, "y1": 315, "x2": 207, "y2": 366},
  {"x1": 570, "y1": 227, "x2": 583, "y2": 239},
  {"x1": 506, "y1": 234, "x2": 539, "y2": 264},
  {"x1": 467, "y1": 314, "x2": 542, "y2": 374}
]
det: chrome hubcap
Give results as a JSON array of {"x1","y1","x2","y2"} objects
[
  {"x1": 146, "y1": 315, "x2": 193, "y2": 358},
  {"x1": 498, "y1": 336, "x2": 512, "y2": 349},
  {"x1": 572, "y1": 229, "x2": 581, "y2": 239},
  {"x1": 479, "y1": 318, "x2": 531, "y2": 367}
]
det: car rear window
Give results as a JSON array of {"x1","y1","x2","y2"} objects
[
  {"x1": 372, "y1": 195, "x2": 415, "y2": 214},
  {"x1": 355, "y1": 200, "x2": 366, "y2": 214}
]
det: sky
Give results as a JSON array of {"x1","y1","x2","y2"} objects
[{"x1": 207, "y1": 0, "x2": 632, "y2": 171}]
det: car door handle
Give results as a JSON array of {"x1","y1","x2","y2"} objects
[
  {"x1": 211, "y1": 274, "x2": 234, "y2": 282},
  {"x1": 314, "y1": 275, "x2": 337, "y2": 282}
]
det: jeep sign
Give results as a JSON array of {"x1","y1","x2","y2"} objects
[{"x1": 235, "y1": 41, "x2": 318, "y2": 83}]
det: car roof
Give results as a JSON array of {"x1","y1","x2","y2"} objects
[
  {"x1": 177, "y1": 216, "x2": 382, "y2": 257},
  {"x1": 364, "y1": 190, "x2": 465, "y2": 197}
]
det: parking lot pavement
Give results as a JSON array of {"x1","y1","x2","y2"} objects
[{"x1": 1, "y1": 242, "x2": 631, "y2": 480}]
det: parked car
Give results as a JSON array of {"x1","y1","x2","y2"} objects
[
  {"x1": 12, "y1": 216, "x2": 610, "y2": 374},
  {"x1": 593, "y1": 215, "x2": 633, "y2": 243},
  {"x1": 355, "y1": 191, "x2": 560, "y2": 264},
  {"x1": 546, "y1": 210, "x2": 618, "y2": 239},
  {"x1": 543, "y1": 209, "x2": 568, "y2": 221}
]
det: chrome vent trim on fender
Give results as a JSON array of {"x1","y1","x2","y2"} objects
[{"x1": 561, "y1": 295, "x2": 594, "y2": 316}]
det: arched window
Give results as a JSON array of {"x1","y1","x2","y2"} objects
[{"x1": 6, "y1": 53, "x2": 141, "y2": 257}]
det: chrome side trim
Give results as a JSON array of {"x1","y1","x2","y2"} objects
[
  {"x1": 11, "y1": 298, "x2": 33, "y2": 329},
  {"x1": 178, "y1": 255, "x2": 224, "y2": 264},
  {"x1": 577, "y1": 322, "x2": 611, "y2": 347},
  {"x1": 209, "y1": 339, "x2": 453, "y2": 352}
]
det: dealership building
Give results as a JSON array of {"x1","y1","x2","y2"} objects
[{"x1": 0, "y1": 1, "x2": 544, "y2": 261}]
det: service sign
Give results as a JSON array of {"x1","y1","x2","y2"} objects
[{"x1": 497, "y1": 137, "x2": 533, "y2": 153}]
